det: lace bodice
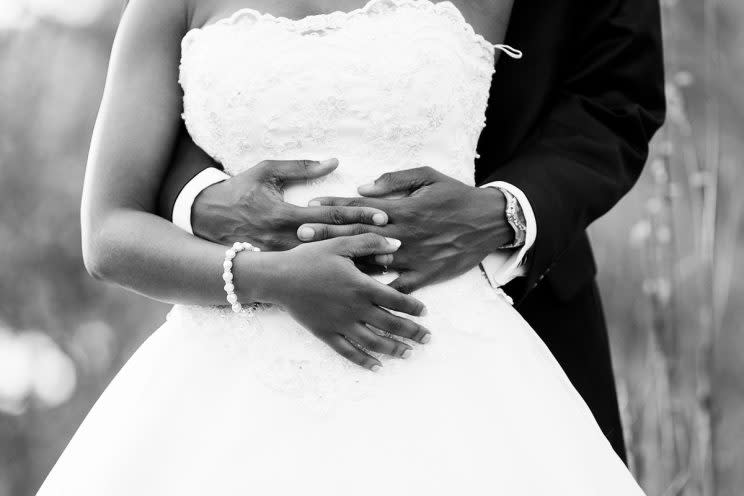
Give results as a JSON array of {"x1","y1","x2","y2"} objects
[{"x1": 180, "y1": 0, "x2": 513, "y2": 205}]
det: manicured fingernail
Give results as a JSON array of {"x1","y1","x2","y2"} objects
[
  {"x1": 401, "y1": 349, "x2": 412, "y2": 359},
  {"x1": 372, "y1": 212, "x2": 387, "y2": 225},
  {"x1": 371, "y1": 364, "x2": 382, "y2": 372},
  {"x1": 308, "y1": 200, "x2": 321, "y2": 207},
  {"x1": 320, "y1": 158, "x2": 338, "y2": 167},
  {"x1": 420, "y1": 333, "x2": 432, "y2": 344},
  {"x1": 375, "y1": 254, "x2": 393, "y2": 265},
  {"x1": 419, "y1": 306, "x2": 428, "y2": 317},
  {"x1": 385, "y1": 237, "x2": 401, "y2": 249},
  {"x1": 298, "y1": 226, "x2": 315, "y2": 240}
]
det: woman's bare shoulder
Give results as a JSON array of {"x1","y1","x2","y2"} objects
[{"x1": 121, "y1": 0, "x2": 191, "y2": 33}]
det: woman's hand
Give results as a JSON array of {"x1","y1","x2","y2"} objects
[{"x1": 263, "y1": 233, "x2": 431, "y2": 371}]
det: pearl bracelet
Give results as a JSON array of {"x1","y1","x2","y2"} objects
[{"x1": 222, "y1": 241, "x2": 261, "y2": 314}]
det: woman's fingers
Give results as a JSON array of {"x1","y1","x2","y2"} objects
[
  {"x1": 366, "y1": 308, "x2": 431, "y2": 344},
  {"x1": 326, "y1": 334, "x2": 381, "y2": 371},
  {"x1": 373, "y1": 253, "x2": 394, "y2": 266},
  {"x1": 389, "y1": 270, "x2": 431, "y2": 295},
  {"x1": 297, "y1": 206, "x2": 389, "y2": 230},
  {"x1": 297, "y1": 222, "x2": 379, "y2": 242},
  {"x1": 334, "y1": 233, "x2": 401, "y2": 257},
  {"x1": 348, "y1": 323, "x2": 411, "y2": 358},
  {"x1": 368, "y1": 279, "x2": 427, "y2": 317}
]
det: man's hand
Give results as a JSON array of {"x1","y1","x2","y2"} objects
[
  {"x1": 298, "y1": 166, "x2": 513, "y2": 293},
  {"x1": 191, "y1": 158, "x2": 389, "y2": 250}
]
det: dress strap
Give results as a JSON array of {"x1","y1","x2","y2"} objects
[{"x1": 493, "y1": 44, "x2": 523, "y2": 59}]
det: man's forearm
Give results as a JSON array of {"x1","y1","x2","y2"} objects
[{"x1": 158, "y1": 124, "x2": 223, "y2": 220}]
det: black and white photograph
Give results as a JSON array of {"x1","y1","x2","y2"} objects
[{"x1": 1, "y1": 0, "x2": 742, "y2": 494}]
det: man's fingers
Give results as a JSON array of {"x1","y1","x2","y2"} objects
[
  {"x1": 368, "y1": 279, "x2": 427, "y2": 317},
  {"x1": 357, "y1": 166, "x2": 438, "y2": 197},
  {"x1": 300, "y1": 205, "x2": 388, "y2": 227},
  {"x1": 259, "y1": 158, "x2": 339, "y2": 184},
  {"x1": 335, "y1": 233, "x2": 401, "y2": 258},
  {"x1": 327, "y1": 334, "x2": 381, "y2": 371},
  {"x1": 389, "y1": 270, "x2": 431, "y2": 295},
  {"x1": 308, "y1": 196, "x2": 386, "y2": 209},
  {"x1": 366, "y1": 308, "x2": 431, "y2": 344},
  {"x1": 348, "y1": 324, "x2": 411, "y2": 358}
]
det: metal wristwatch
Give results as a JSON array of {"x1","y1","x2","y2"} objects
[{"x1": 498, "y1": 188, "x2": 527, "y2": 249}]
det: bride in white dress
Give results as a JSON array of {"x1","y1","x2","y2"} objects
[{"x1": 38, "y1": 0, "x2": 645, "y2": 494}]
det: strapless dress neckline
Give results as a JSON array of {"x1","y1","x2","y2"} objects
[{"x1": 183, "y1": 0, "x2": 522, "y2": 60}]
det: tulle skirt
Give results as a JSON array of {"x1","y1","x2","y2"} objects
[{"x1": 37, "y1": 267, "x2": 644, "y2": 495}]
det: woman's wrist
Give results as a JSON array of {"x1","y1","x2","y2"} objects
[{"x1": 233, "y1": 250, "x2": 289, "y2": 305}]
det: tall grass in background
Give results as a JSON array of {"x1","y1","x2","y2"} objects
[
  {"x1": 598, "y1": 0, "x2": 743, "y2": 494},
  {"x1": 623, "y1": 0, "x2": 722, "y2": 491}
]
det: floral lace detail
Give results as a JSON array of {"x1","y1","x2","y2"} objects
[{"x1": 179, "y1": 0, "x2": 496, "y2": 189}]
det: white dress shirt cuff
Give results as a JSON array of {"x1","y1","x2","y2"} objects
[
  {"x1": 479, "y1": 181, "x2": 537, "y2": 288},
  {"x1": 172, "y1": 168, "x2": 230, "y2": 234}
]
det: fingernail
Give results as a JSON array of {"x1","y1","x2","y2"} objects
[
  {"x1": 418, "y1": 306, "x2": 428, "y2": 317},
  {"x1": 298, "y1": 226, "x2": 315, "y2": 240},
  {"x1": 420, "y1": 333, "x2": 432, "y2": 344},
  {"x1": 371, "y1": 364, "x2": 382, "y2": 372},
  {"x1": 401, "y1": 349, "x2": 412, "y2": 359},
  {"x1": 308, "y1": 200, "x2": 321, "y2": 207},
  {"x1": 385, "y1": 237, "x2": 401, "y2": 249},
  {"x1": 358, "y1": 183, "x2": 377, "y2": 195},
  {"x1": 320, "y1": 158, "x2": 338, "y2": 167},
  {"x1": 372, "y1": 212, "x2": 387, "y2": 225},
  {"x1": 375, "y1": 254, "x2": 393, "y2": 265}
]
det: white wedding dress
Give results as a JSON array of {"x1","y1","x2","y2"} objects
[{"x1": 38, "y1": 1, "x2": 645, "y2": 494}]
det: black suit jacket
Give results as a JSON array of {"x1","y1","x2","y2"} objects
[
  {"x1": 471, "y1": 0, "x2": 664, "y2": 461},
  {"x1": 475, "y1": 0, "x2": 665, "y2": 303}
]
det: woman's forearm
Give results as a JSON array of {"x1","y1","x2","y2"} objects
[{"x1": 84, "y1": 208, "x2": 279, "y2": 306}]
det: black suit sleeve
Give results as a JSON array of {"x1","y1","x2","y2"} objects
[
  {"x1": 484, "y1": 0, "x2": 666, "y2": 296},
  {"x1": 157, "y1": 124, "x2": 224, "y2": 220}
]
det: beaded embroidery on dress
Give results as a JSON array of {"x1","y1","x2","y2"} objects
[
  {"x1": 37, "y1": 1, "x2": 645, "y2": 494},
  {"x1": 180, "y1": 0, "x2": 500, "y2": 190}
]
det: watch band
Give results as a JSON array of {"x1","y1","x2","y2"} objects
[{"x1": 499, "y1": 188, "x2": 527, "y2": 249}]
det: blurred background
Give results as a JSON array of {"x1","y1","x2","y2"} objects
[{"x1": 0, "y1": 0, "x2": 742, "y2": 494}]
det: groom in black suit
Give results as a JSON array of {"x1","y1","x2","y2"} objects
[{"x1": 158, "y1": 0, "x2": 665, "y2": 462}]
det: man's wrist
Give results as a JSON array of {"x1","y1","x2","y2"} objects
[
  {"x1": 172, "y1": 167, "x2": 230, "y2": 235},
  {"x1": 190, "y1": 178, "x2": 237, "y2": 243},
  {"x1": 473, "y1": 187, "x2": 513, "y2": 249},
  {"x1": 476, "y1": 181, "x2": 536, "y2": 287},
  {"x1": 479, "y1": 181, "x2": 537, "y2": 253}
]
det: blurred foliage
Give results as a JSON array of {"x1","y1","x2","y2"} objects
[{"x1": 0, "y1": 1, "x2": 742, "y2": 495}]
